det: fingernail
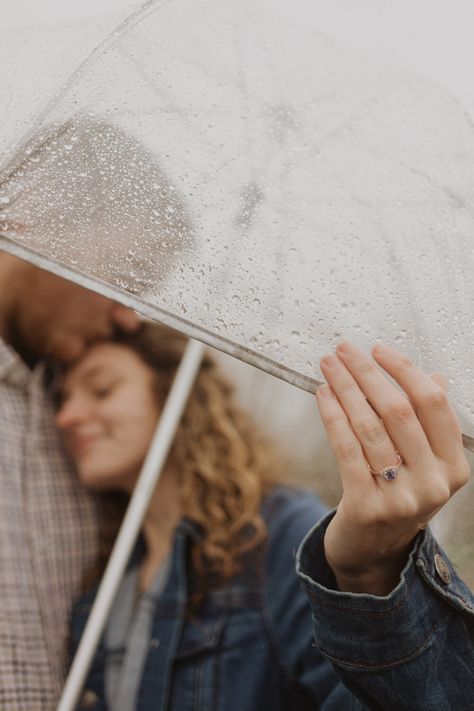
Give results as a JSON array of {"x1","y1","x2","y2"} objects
[
  {"x1": 320, "y1": 354, "x2": 339, "y2": 369},
  {"x1": 372, "y1": 343, "x2": 391, "y2": 356},
  {"x1": 317, "y1": 384, "x2": 333, "y2": 398},
  {"x1": 336, "y1": 341, "x2": 357, "y2": 355}
]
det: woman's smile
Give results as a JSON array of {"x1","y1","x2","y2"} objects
[
  {"x1": 56, "y1": 342, "x2": 161, "y2": 491},
  {"x1": 67, "y1": 430, "x2": 105, "y2": 459}
]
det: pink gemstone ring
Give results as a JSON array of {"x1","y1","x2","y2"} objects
[{"x1": 368, "y1": 452, "x2": 403, "y2": 481}]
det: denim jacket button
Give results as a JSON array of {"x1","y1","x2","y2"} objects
[
  {"x1": 79, "y1": 689, "x2": 98, "y2": 708},
  {"x1": 434, "y1": 553, "x2": 451, "y2": 584},
  {"x1": 150, "y1": 637, "x2": 160, "y2": 648}
]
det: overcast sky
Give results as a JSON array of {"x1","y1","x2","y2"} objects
[{"x1": 3, "y1": 0, "x2": 474, "y2": 117}]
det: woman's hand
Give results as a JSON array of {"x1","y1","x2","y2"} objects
[{"x1": 316, "y1": 341, "x2": 470, "y2": 596}]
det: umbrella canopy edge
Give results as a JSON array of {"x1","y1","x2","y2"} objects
[
  {"x1": 2, "y1": 237, "x2": 473, "y2": 453},
  {"x1": 0, "y1": 236, "x2": 320, "y2": 392}
]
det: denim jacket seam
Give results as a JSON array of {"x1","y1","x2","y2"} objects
[
  {"x1": 303, "y1": 582, "x2": 410, "y2": 615},
  {"x1": 318, "y1": 608, "x2": 450, "y2": 671}
]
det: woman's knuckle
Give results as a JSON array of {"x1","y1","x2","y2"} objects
[
  {"x1": 439, "y1": 482, "x2": 451, "y2": 504},
  {"x1": 358, "y1": 418, "x2": 386, "y2": 445},
  {"x1": 386, "y1": 399, "x2": 413, "y2": 424},
  {"x1": 450, "y1": 458, "x2": 471, "y2": 490},
  {"x1": 400, "y1": 355, "x2": 414, "y2": 370},
  {"x1": 325, "y1": 412, "x2": 345, "y2": 429},
  {"x1": 358, "y1": 361, "x2": 378, "y2": 377},
  {"x1": 427, "y1": 481, "x2": 451, "y2": 508},
  {"x1": 460, "y1": 458, "x2": 472, "y2": 483},
  {"x1": 338, "y1": 439, "x2": 361, "y2": 462},
  {"x1": 339, "y1": 380, "x2": 358, "y2": 396},
  {"x1": 423, "y1": 388, "x2": 448, "y2": 413}
]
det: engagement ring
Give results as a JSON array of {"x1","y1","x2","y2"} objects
[{"x1": 368, "y1": 452, "x2": 403, "y2": 481}]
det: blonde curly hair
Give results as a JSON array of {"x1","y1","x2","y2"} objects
[{"x1": 95, "y1": 322, "x2": 286, "y2": 596}]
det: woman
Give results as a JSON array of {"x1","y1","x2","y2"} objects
[{"x1": 57, "y1": 323, "x2": 474, "y2": 710}]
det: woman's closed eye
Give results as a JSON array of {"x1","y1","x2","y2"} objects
[{"x1": 89, "y1": 379, "x2": 119, "y2": 399}]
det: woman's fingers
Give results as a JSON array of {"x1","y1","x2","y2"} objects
[
  {"x1": 317, "y1": 342, "x2": 469, "y2": 501},
  {"x1": 429, "y1": 372, "x2": 448, "y2": 392},
  {"x1": 320, "y1": 354, "x2": 398, "y2": 475},
  {"x1": 371, "y1": 344, "x2": 463, "y2": 465},
  {"x1": 316, "y1": 384, "x2": 374, "y2": 493},
  {"x1": 427, "y1": 375, "x2": 470, "y2": 492},
  {"x1": 328, "y1": 343, "x2": 432, "y2": 469},
  {"x1": 317, "y1": 343, "x2": 471, "y2": 596}
]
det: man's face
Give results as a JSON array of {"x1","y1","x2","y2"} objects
[{"x1": 12, "y1": 266, "x2": 139, "y2": 364}]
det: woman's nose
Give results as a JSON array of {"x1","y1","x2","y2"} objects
[{"x1": 56, "y1": 399, "x2": 88, "y2": 430}]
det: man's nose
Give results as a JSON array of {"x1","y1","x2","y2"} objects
[{"x1": 109, "y1": 303, "x2": 140, "y2": 333}]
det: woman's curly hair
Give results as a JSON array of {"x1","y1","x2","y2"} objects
[{"x1": 93, "y1": 321, "x2": 286, "y2": 597}]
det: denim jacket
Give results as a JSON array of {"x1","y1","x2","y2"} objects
[{"x1": 71, "y1": 487, "x2": 474, "y2": 710}]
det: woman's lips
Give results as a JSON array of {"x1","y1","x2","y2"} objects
[{"x1": 69, "y1": 434, "x2": 103, "y2": 458}]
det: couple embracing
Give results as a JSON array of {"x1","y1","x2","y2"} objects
[{"x1": 0, "y1": 253, "x2": 473, "y2": 710}]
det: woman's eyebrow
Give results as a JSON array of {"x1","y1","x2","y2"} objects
[
  {"x1": 79, "y1": 365, "x2": 112, "y2": 383},
  {"x1": 61, "y1": 365, "x2": 111, "y2": 396}
]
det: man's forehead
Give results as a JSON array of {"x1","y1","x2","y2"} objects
[{"x1": 40, "y1": 271, "x2": 99, "y2": 297}]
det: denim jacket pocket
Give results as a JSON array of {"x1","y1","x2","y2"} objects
[{"x1": 171, "y1": 615, "x2": 227, "y2": 711}]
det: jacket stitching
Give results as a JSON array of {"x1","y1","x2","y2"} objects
[{"x1": 319, "y1": 611, "x2": 450, "y2": 670}]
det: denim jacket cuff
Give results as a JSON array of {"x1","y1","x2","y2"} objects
[{"x1": 296, "y1": 510, "x2": 474, "y2": 670}]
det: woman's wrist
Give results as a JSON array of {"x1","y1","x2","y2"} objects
[{"x1": 329, "y1": 546, "x2": 411, "y2": 596}]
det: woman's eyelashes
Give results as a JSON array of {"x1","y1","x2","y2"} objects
[
  {"x1": 86, "y1": 373, "x2": 122, "y2": 400},
  {"x1": 89, "y1": 379, "x2": 121, "y2": 399},
  {"x1": 91, "y1": 384, "x2": 113, "y2": 399}
]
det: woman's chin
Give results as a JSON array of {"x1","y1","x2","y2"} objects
[
  {"x1": 78, "y1": 468, "x2": 120, "y2": 492},
  {"x1": 77, "y1": 466, "x2": 135, "y2": 493}
]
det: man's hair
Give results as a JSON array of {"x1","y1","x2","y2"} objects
[{"x1": 0, "y1": 117, "x2": 194, "y2": 298}]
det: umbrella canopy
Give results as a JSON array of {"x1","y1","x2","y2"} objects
[{"x1": 1, "y1": 0, "x2": 473, "y2": 442}]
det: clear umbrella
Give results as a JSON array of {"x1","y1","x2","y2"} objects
[
  {"x1": 1, "y1": 0, "x2": 473, "y2": 443},
  {"x1": 1, "y1": 1, "x2": 474, "y2": 705}
]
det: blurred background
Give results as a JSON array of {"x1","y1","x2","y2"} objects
[
  {"x1": 5, "y1": 0, "x2": 474, "y2": 116},
  {"x1": 4, "y1": 0, "x2": 473, "y2": 585}
]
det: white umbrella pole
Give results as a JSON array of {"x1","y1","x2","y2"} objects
[{"x1": 57, "y1": 338, "x2": 205, "y2": 711}]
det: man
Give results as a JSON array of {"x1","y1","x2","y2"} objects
[{"x1": 0, "y1": 251, "x2": 139, "y2": 710}]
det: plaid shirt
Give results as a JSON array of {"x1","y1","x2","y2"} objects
[{"x1": 0, "y1": 339, "x2": 100, "y2": 710}]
